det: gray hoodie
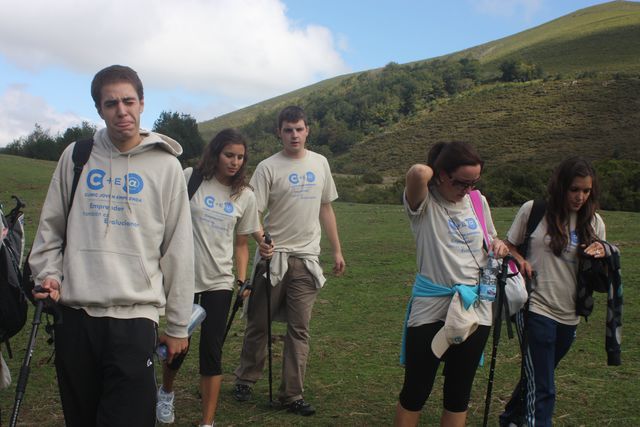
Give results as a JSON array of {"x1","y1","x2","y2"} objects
[{"x1": 29, "y1": 128, "x2": 194, "y2": 337}]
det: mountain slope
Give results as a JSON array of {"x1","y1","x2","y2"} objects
[{"x1": 197, "y1": 0, "x2": 640, "y2": 204}]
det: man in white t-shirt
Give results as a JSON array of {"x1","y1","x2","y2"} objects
[{"x1": 233, "y1": 106, "x2": 345, "y2": 416}]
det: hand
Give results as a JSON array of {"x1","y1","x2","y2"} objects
[
  {"x1": 258, "y1": 237, "x2": 274, "y2": 259},
  {"x1": 519, "y1": 259, "x2": 534, "y2": 280},
  {"x1": 158, "y1": 334, "x2": 188, "y2": 364},
  {"x1": 583, "y1": 242, "x2": 606, "y2": 258},
  {"x1": 33, "y1": 277, "x2": 60, "y2": 302},
  {"x1": 333, "y1": 252, "x2": 346, "y2": 276},
  {"x1": 491, "y1": 239, "x2": 509, "y2": 259},
  {"x1": 237, "y1": 279, "x2": 252, "y2": 299}
]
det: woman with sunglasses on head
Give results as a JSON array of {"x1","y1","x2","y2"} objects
[
  {"x1": 394, "y1": 141, "x2": 508, "y2": 427},
  {"x1": 156, "y1": 129, "x2": 273, "y2": 427},
  {"x1": 499, "y1": 157, "x2": 606, "y2": 427}
]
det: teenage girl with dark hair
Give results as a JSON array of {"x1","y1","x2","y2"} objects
[
  {"x1": 156, "y1": 129, "x2": 273, "y2": 427},
  {"x1": 500, "y1": 156, "x2": 606, "y2": 427},
  {"x1": 394, "y1": 141, "x2": 508, "y2": 427}
]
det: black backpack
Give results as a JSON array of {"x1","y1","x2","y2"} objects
[
  {"x1": 0, "y1": 197, "x2": 28, "y2": 352},
  {"x1": 21, "y1": 139, "x2": 94, "y2": 302}
]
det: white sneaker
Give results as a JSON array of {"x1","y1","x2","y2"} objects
[{"x1": 156, "y1": 386, "x2": 175, "y2": 424}]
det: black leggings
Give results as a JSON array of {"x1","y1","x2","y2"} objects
[
  {"x1": 399, "y1": 322, "x2": 490, "y2": 412},
  {"x1": 166, "y1": 290, "x2": 233, "y2": 376}
]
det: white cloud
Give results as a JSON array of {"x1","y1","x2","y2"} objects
[
  {"x1": 470, "y1": 0, "x2": 543, "y2": 20},
  {"x1": 0, "y1": 85, "x2": 97, "y2": 147},
  {"x1": 0, "y1": 0, "x2": 349, "y2": 100}
]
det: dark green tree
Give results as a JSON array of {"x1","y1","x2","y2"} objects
[
  {"x1": 56, "y1": 121, "x2": 97, "y2": 154},
  {"x1": 153, "y1": 111, "x2": 204, "y2": 161},
  {"x1": 499, "y1": 59, "x2": 544, "y2": 82},
  {"x1": 6, "y1": 124, "x2": 59, "y2": 160}
]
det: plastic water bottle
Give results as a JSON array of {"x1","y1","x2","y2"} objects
[
  {"x1": 478, "y1": 252, "x2": 499, "y2": 302},
  {"x1": 156, "y1": 303, "x2": 206, "y2": 360}
]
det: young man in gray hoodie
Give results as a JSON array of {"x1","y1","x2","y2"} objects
[{"x1": 30, "y1": 65, "x2": 194, "y2": 426}]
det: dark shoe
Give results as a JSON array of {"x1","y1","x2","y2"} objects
[
  {"x1": 233, "y1": 384, "x2": 252, "y2": 402},
  {"x1": 286, "y1": 399, "x2": 316, "y2": 416}
]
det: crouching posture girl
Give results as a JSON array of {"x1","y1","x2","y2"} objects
[
  {"x1": 156, "y1": 129, "x2": 273, "y2": 427},
  {"x1": 394, "y1": 141, "x2": 508, "y2": 427}
]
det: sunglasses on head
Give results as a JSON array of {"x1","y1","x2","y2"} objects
[{"x1": 447, "y1": 175, "x2": 481, "y2": 190}]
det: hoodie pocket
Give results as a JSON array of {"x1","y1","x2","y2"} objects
[{"x1": 66, "y1": 249, "x2": 155, "y2": 305}]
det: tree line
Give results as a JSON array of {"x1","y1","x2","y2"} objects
[{"x1": 1, "y1": 112, "x2": 204, "y2": 164}]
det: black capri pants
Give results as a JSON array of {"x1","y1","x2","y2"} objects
[
  {"x1": 167, "y1": 289, "x2": 233, "y2": 376},
  {"x1": 399, "y1": 321, "x2": 490, "y2": 412}
]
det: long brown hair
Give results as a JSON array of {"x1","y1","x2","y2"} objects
[
  {"x1": 195, "y1": 128, "x2": 249, "y2": 199},
  {"x1": 545, "y1": 156, "x2": 600, "y2": 256}
]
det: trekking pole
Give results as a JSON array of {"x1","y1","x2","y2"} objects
[
  {"x1": 8, "y1": 196, "x2": 25, "y2": 224},
  {"x1": 222, "y1": 279, "x2": 253, "y2": 345},
  {"x1": 10, "y1": 295, "x2": 48, "y2": 427},
  {"x1": 482, "y1": 255, "x2": 514, "y2": 427},
  {"x1": 263, "y1": 232, "x2": 274, "y2": 406}
]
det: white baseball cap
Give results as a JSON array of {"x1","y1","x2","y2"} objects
[{"x1": 431, "y1": 292, "x2": 479, "y2": 359}]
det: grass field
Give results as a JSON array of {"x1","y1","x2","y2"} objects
[{"x1": 1, "y1": 199, "x2": 638, "y2": 426}]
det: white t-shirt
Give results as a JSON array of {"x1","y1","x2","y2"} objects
[
  {"x1": 249, "y1": 150, "x2": 338, "y2": 256},
  {"x1": 404, "y1": 187, "x2": 497, "y2": 327},
  {"x1": 185, "y1": 168, "x2": 261, "y2": 292},
  {"x1": 507, "y1": 200, "x2": 606, "y2": 325}
]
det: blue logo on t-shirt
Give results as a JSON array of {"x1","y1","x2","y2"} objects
[
  {"x1": 87, "y1": 169, "x2": 106, "y2": 190},
  {"x1": 86, "y1": 169, "x2": 144, "y2": 195},
  {"x1": 204, "y1": 196, "x2": 215, "y2": 208},
  {"x1": 224, "y1": 202, "x2": 234, "y2": 213},
  {"x1": 570, "y1": 230, "x2": 579, "y2": 246},
  {"x1": 124, "y1": 173, "x2": 144, "y2": 194},
  {"x1": 306, "y1": 171, "x2": 316, "y2": 182},
  {"x1": 289, "y1": 173, "x2": 300, "y2": 185},
  {"x1": 466, "y1": 218, "x2": 478, "y2": 230}
]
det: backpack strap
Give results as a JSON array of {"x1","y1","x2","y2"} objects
[
  {"x1": 519, "y1": 199, "x2": 546, "y2": 259},
  {"x1": 187, "y1": 168, "x2": 204, "y2": 200},
  {"x1": 61, "y1": 138, "x2": 94, "y2": 253},
  {"x1": 69, "y1": 139, "x2": 94, "y2": 212},
  {"x1": 469, "y1": 190, "x2": 491, "y2": 250}
]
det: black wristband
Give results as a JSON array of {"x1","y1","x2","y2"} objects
[{"x1": 236, "y1": 279, "x2": 245, "y2": 288}]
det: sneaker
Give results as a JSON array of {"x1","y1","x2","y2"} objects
[
  {"x1": 286, "y1": 398, "x2": 316, "y2": 416},
  {"x1": 156, "y1": 386, "x2": 175, "y2": 424},
  {"x1": 233, "y1": 383, "x2": 252, "y2": 402}
]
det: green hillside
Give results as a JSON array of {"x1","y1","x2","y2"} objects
[
  {"x1": 198, "y1": 1, "x2": 640, "y2": 184},
  {"x1": 198, "y1": 74, "x2": 355, "y2": 142},
  {"x1": 449, "y1": 1, "x2": 640, "y2": 75},
  {"x1": 344, "y1": 75, "x2": 640, "y2": 175}
]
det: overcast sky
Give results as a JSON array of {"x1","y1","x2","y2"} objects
[{"x1": 0, "y1": 0, "x2": 612, "y2": 146}]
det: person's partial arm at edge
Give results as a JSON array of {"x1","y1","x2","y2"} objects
[
  {"x1": 319, "y1": 202, "x2": 345, "y2": 276},
  {"x1": 158, "y1": 178, "x2": 194, "y2": 364},
  {"x1": 405, "y1": 164, "x2": 433, "y2": 211},
  {"x1": 30, "y1": 148, "x2": 74, "y2": 302}
]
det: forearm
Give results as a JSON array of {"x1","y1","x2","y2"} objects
[
  {"x1": 505, "y1": 241, "x2": 525, "y2": 265},
  {"x1": 405, "y1": 164, "x2": 433, "y2": 210},
  {"x1": 160, "y1": 189, "x2": 195, "y2": 338},
  {"x1": 235, "y1": 234, "x2": 250, "y2": 282},
  {"x1": 319, "y1": 203, "x2": 342, "y2": 256}
]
